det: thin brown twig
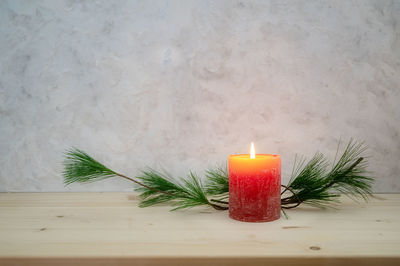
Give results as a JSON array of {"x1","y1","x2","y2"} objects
[
  {"x1": 211, "y1": 199, "x2": 229, "y2": 204},
  {"x1": 281, "y1": 184, "x2": 302, "y2": 209},
  {"x1": 116, "y1": 173, "x2": 176, "y2": 196},
  {"x1": 210, "y1": 203, "x2": 229, "y2": 210}
]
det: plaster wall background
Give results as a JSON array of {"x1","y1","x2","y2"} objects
[{"x1": 1, "y1": 0, "x2": 399, "y2": 192}]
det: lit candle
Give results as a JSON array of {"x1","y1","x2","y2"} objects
[{"x1": 229, "y1": 143, "x2": 281, "y2": 222}]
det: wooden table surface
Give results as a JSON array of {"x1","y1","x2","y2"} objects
[{"x1": 0, "y1": 192, "x2": 399, "y2": 266}]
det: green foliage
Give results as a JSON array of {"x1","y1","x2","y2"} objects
[
  {"x1": 62, "y1": 151, "x2": 227, "y2": 210},
  {"x1": 62, "y1": 139, "x2": 374, "y2": 211},
  {"x1": 173, "y1": 172, "x2": 212, "y2": 210},
  {"x1": 284, "y1": 153, "x2": 340, "y2": 207},
  {"x1": 283, "y1": 140, "x2": 373, "y2": 208},
  {"x1": 134, "y1": 170, "x2": 182, "y2": 207},
  {"x1": 63, "y1": 148, "x2": 116, "y2": 185},
  {"x1": 205, "y1": 166, "x2": 229, "y2": 195},
  {"x1": 135, "y1": 170, "x2": 214, "y2": 210}
]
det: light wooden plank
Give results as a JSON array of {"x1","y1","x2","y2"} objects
[{"x1": 0, "y1": 192, "x2": 399, "y2": 266}]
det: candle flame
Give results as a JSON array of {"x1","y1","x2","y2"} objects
[{"x1": 250, "y1": 142, "x2": 255, "y2": 159}]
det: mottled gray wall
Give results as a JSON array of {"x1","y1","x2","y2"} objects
[{"x1": 1, "y1": 0, "x2": 399, "y2": 192}]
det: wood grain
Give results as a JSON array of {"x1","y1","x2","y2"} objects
[{"x1": 0, "y1": 192, "x2": 399, "y2": 266}]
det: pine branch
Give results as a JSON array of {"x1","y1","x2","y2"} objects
[
  {"x1": 63, "y1": 148, "x2": 117, "y2": 185},
  {"x1": 135, "y1": 170, "x2": 228, "y2": 210},
  {"x1": 282, "y1": 139, "x2": 373, "y2": 208},
  {"x1": 62, "y1": 151, "x2": 227, "y2": 211},
  {"x1": 62, "y1": 139, "x2": 374, "y2": 212},
  {"x1": 63, "y1": 148, "x2": 175, "y2": 196}
]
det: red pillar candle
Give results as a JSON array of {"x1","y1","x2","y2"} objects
[{"x1": 229, "y1": 143, "x2": 281, "y2": 222}]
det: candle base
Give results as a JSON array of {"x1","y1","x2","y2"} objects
[{"x1": 229, "y1": 212, "x2": 280, "y2": 223}]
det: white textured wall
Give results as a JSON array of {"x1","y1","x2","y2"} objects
[{"x1": 1, "y1": 0, "x2": 399, "y2": 192}]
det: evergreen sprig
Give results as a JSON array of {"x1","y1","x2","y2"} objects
[
  {"x1": 63, "y1": 148, "x2": 116, "y2": 185},
  {"x1": 62, "y1": 140, "x2": 374, "y2": 211},
  {"x1": 135, "y1": 170, "x2": 226, "y2": 210},
  {"x1": 205, "y1": 166, "x2": 229, "y2": 195},
  {"x1": 62, "y1": 150, "x2": 228, "y2": 210},
  {"x1": 281, "y1": 140, "x2": 373, "y2": 208}
]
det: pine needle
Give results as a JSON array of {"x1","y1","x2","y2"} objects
[
  {"x1": 63, "y1": 148, "x2": 116, "y2": 185},
  {"x1": 205, "y1": 166, "x2": 229, "y2": 195}
]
